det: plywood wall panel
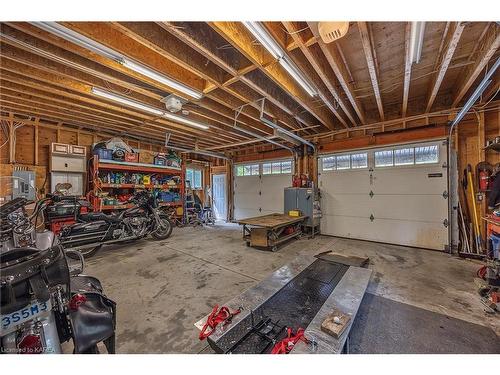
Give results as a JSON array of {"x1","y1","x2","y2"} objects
[{"x1": 14, "y1": 125, "x2": 35, "y2": 165}]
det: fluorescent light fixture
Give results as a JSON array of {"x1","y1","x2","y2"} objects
[
  {"x1": 279, "y1": 57, "x2": 317, "y2": 97},
  {"x1": 162, "y1": 112, "x2": 209, "y2": 130},
  {"x1": 31, "y1": 22, "x2": 121, "y2": 62},
  {"x1": 243, "y1": 22, "x2": 317, "y2": 97},
  {"x1": 32, "y1": 22, "x2": 203, "y2": 100},
  {"x1": 92, "y1": 87, "x2": 164, "y2": 115},
  {"x1": 243, "y1": 22, "x2": 283, "y2": 59},
  {"x1": 91, "y1": 87, "x2": 209, "y2": 130},
  {"x1": 120, "y1": 58, "x2": 203, "y2": 100},
  {"x1": 409, "y1": 22, "x2": 426, "y2": 64}
]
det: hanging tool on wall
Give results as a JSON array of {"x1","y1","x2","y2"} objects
[{"x1": 467, "y1": 164, "x2": 483, "y2": 253}]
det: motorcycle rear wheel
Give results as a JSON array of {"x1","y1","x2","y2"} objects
[
  {"x1": 151, "y1": 216, "x2": 173, "y2": 240},
  {"x1": 66, "y1": 245, "x2": 102, "y2": 259}
]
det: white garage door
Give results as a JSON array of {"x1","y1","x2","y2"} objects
[
  {"x1": 234, "y1": 160, "x2": 292, "y2": 220},
  {"x1": 319, "y1": 141, "x2": 449, "y2": 250}
]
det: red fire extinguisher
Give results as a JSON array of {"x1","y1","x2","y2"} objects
[{"x1": 479, "y1": 169, "x2": 490, "y2": 191}]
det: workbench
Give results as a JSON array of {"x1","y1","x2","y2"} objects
[
  {"x1": 235, "y1": 213, "x2": 306, "y2": 251},
  {"x1": 194, "y1": 244, "x2": 372, "y2": 354}
]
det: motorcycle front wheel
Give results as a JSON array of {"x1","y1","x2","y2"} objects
[{"x1": 150, "y1": 215, "x2": 173, "y2": 240}]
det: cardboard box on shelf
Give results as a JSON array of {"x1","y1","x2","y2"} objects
[{"x1": 139, "y1": 150, "x2": 155, "y2": 164}]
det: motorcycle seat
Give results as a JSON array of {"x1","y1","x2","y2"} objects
[{"x1": 79, "y1": 212, "x2": 121, "y2": 224}]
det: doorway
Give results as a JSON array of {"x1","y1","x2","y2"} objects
[{"x1": 212, "y1": 174, "x2": 227, "y2": 221}]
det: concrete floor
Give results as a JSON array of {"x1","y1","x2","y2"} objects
[{"x1": 84, "y1": 223, "x2": 499, "y2": 353}]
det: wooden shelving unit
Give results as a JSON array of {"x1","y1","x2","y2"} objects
[{"x1": 90, "y1": 156, "x2": 185, "y2": 211}]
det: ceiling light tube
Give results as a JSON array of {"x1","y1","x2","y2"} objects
[
  {"x1": 91, "y1": 87, "x2": 164, "y2": 116},
  {"x1": 279, "y1": 57, "x2": 317, "y2": 97},
  {"x1": 162, "y1": 112, "x2": 209, "y2": 130},
  {"x1": 32, "y1": 22, "x2": 203, "y2": 100},
  {"x1": 120, "y1": 58, "x2": 203, "y2": 100},
  {"x1": 31, "y1": 22, "x2": 121, "y2": 62},
  {"x1": 91, "y1": 87, "x2": 209, "y2": 130},
  {"x1": 243, "y1": 22, "x2": 284, "y2": 59},
  {"x1": 409, "y1": 22, "x2": 426, "y2": 64}
]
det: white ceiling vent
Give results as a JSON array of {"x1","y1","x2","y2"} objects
[{"x1": 318, "y1": 22, "x2": 349, "y2": 43}]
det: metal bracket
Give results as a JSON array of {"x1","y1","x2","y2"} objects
[
  {"x1": 443, "y1": 219, "x2": 449, "y2": 228},
  {"x1": 369, "y1": 214, "x2": 375, "y2": 222},
  {"x1": 443, "y1": 190, "x2": 448, "y2": 199},
  {"x1": 369, "y1": 190, "x2": 374, "y2": 198}
]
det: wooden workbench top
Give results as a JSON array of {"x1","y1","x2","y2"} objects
[{"x1": 235, "y1": 213, "x2": 306, "y2": 229}]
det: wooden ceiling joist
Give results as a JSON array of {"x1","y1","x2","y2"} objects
[
  {"x1": 452, "y1": 24, "x2": 500, "y2": 107},
  {"x1": 357, "y1": 22, "x2": 385, "y2": 122},
  {"x1": 306, "y1": 22, "x2": 366, "y2": 125},
  {"x1": 282, "y1": 22, "x2": 351, "y2": 128},
  {"x1": 402, "y1": 22, "x2": 412, "y2": 117},
  {"x1": 425, "y1": 22, "x2": 465, "y2": 113}
]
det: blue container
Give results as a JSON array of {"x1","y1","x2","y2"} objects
[
  {"x1": 159, "y1": 192, "x2": 173, "y2": 202},
  {"x1": 93, "y1": 148, "x2": 113, "y2": 160},
  {"x1": 490, "y1": 234, "x2": 500, "y2": 259}
]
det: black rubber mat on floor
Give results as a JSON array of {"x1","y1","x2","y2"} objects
[
  {"x1": 349, "y1": 293, "x2": 500, "y2": 354},
  {"x1": 211, "y1": 259, "x2": 349, "y2": 353}
]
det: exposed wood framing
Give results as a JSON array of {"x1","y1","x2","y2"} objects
[
  {"x1": 402, "y1": 22, "x2": 412, "y2": 117},
  {"x1": 209, "y1": 21, "x2": 337, "y2": 131},
  {"x1": 452, "y1": 24, "x2": 500, "y2": 108},
  {"x1": 426, "y1": 22, "x2": 465, "y2": 112},
  {"x1": 357, "y1": 22, "x2": 385, "y2": 121}
]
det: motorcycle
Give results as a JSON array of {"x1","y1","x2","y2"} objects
[
  {"x1": 58, "y1": 190, "x2": 173, "y2": 258},
  {"x1": 0, "y1": 197, "x2": 116, "y2": 354}
]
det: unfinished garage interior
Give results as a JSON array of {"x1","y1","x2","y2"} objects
[{"x1": 0, "y1": 18, "x2": 499, "y2": 357}]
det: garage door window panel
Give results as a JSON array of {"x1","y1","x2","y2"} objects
[
  {"x1": 336, "y1": 154, "x2": 350, "y2": 170},
  {"x1": 351, "y1": 153, "x2": 368, "y2": 169},
  {"x1": 322, "y1": 156, "x2": 336, "y2": 171},
  {"x1": 415, "y1": 145, "x2": 439, "y2": 164},
  {"x1": 394, "y1": 148, "x2": 415, "y2": 166},
  {"x1": 375, "y1": 150, "x2": 394, "y2": 167}
]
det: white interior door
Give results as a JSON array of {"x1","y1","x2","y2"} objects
[
  {"x1": 319, "y1": 141, "x2": 449, "y2": 250},
  {"x1": 212, "y1": 174, "x2": 227, "y2": 221}
]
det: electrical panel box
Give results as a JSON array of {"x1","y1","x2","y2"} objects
[
  {"x1": 12, "y1": 170, "x2": 36, "y2": 201},
  {"x1": 284, "y1": 187, "x2": 321, "y2": 228}
]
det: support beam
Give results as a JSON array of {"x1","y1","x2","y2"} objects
[
  {"x1": 307, "y1": 22, "x2": 366, "y2": 125},
  {"x1": 426, "y1": 22, "x2": 465, "y2": 112},
  {"x1": 402, "y1": 22, "x2": 412, "y2": 117},
  {"x1": 452, "y1": 24, "x2": 500, "y2": 108},
  {"x1": 357, "y1": 22, "x2": 384, "y2": 121}
]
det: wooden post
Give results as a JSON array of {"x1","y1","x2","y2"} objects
[
  {"x1": 34, "y1": 118, "x2": 39, "y2": 165},
  {"x1": 478, "y1": 111, "x2": 486, "y2": 239},
  {"x1": 8, "y1": 113, "x2": 15, "y2": 164}
]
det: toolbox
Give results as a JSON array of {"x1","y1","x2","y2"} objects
[{"x1": 125, "y1": 152, "x2": 139, "y2": 163}]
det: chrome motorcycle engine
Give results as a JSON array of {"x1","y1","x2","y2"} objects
[{"x1": 127, "y1": 216, "x2": 148, "y2": 237}]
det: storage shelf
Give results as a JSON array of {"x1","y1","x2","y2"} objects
[
  {"x1": 99, "y1": 183, "x2": 180, "y2": 189},
  {"x1": 98, "y1": 159, "x2": 181, "y2": 173},
  {"x1": 91, "y1": 155, "x2": 185, "y2": 212}
]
